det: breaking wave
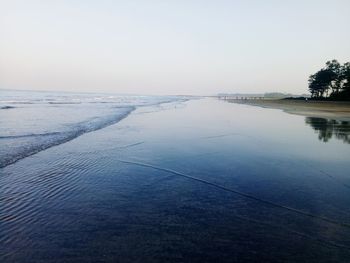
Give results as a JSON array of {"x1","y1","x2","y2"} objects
[{"x1": 0, "y1": 106, "x2": 135, "y2": 168}]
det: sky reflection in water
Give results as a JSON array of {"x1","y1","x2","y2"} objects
[{"x1": 1, "y1": 97, "x2": 350, "y2": 263}]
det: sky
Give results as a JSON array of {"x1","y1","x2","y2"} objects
[{"x1": 0, "y1": 0, "x2": 349, "y2": 95}]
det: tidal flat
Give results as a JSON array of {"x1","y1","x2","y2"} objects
[
  {"x1": 224, "y1": 98, "x2": 350, "y2": 121},
  {"x1": 1, "y1": 94, "x2": 350, "y2": 262}
]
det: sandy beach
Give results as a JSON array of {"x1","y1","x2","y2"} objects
[{"x1": 223, "y1": 98, "x2": 350, "y2": 121}]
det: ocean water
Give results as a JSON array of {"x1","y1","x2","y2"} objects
[
  {"x1": 1, "y1": 92, "x2": 350, "y2": 262},
  {"x1": 0, "y1": 90, "x2": 185, "y2": 168}
]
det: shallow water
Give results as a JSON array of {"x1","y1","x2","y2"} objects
[
  {"x1": 0, "y1": 90, "x2": 183, "y2": 168},
  {"x1": 1, "y1": 94, "x2": 350, "y2": 262}
]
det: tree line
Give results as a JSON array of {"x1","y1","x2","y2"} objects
[{"x1": 308, "y1": 60, "x2": 350, "y2": 100}]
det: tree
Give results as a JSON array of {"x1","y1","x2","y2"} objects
[
  {"x1": 308, "y1": 68, "x2": 336, "y2": 98},
  {"x1": 308, "y1": 60, "x2": 350, "y2": 100},
  {"x1": 325, "y1": 60, "x2": 342, "y2": 95},
  {"x1": 341, "y1": 62, "x2": 350, "y2": 97},
  {"x1": 308, "y1": 74, "x2": 318, "y2": 98}
]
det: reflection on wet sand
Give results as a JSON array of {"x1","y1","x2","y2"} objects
[
  {"x1": 3, "y1": 98, "x2": 350, "y2": 262},
  {"x1": 305, "y1": 117, "x2": 350, "y2": 143}
]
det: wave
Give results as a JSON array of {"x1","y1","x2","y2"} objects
[
  {"x1": 0, "y1": 106, "x2": 135, "y2": 168},
  {"x1": 48, "y1": 102, "x2": 82, "y2": 105},
  {"x1": 0, "y1": 132, "x2": 61, "y2": 140},
  {"x1": 0, "y1": 96, "x2": 188, "y2": 169},
  {"x1": 0, "y1": 106, "x2": 15, "y2": 110}
]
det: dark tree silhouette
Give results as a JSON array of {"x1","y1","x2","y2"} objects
[
  {"x1": 308, "y1": 60, "x2": 350, "y2": 100},
  {"x1": 308, "y1": 68, "x2": 337, "y2": 98},
  {"x1": 325, "y1": 60, "x2": 342, "y2": 94},
  {"x1": 341, "y1": 62, "x2": 350, "y2": 98}
]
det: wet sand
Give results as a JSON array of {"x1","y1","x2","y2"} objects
[
  {"x1": 223, "y1": 99, "x2": 350, "y2": 121},
  {"x1": 2, "y1": 98, "x2": 350, "y2": 262}
]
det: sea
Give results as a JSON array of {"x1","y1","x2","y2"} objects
[{"x1": 1, "y1": 90, "x2": 350, "y2": 262}]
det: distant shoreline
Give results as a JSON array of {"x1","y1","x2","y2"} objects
[{"x1": 222, "y1": 98, "x2": 350, "y2": 121}]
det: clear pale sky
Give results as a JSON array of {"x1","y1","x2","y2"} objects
[{"x1": 1, "y1": 0, "x2": 349, "y2": 95}]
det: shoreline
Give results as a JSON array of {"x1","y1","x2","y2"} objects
[{"x1": 222, "y1": 98, "x2": 350, "y2": 121}]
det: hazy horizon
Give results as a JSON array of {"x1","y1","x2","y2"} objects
[{"x1": 1, "y1": 0, "x2": 349, "y2": 95}]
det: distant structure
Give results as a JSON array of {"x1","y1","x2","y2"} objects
[{"x1": 217, "y1": 92, "x2": 309, "y2": 101}]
